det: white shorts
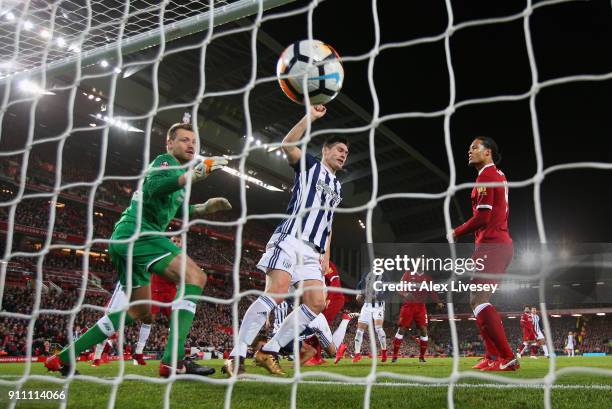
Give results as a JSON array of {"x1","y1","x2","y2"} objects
[
  {"x1": 536, "y1": 330, "x2": 545, "y2": 340},
  {"x1": 106, "y1": 283, "x2": 129, "y2": 313},
  {"x1": 358, "y1": 302, "x2": 385, "y2": 324},
  {"x1": 257, "y1": 233, "x2": 324, "y2": 285}
]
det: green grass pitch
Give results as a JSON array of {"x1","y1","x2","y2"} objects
[{"x1": 0, "y1": 356, "x2": 610, "y2": 409}]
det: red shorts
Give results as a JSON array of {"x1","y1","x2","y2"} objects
[
  {"x1": 522, "y1": 330, "x2": 536, "y2": 342},
  {"x1": 151, "y1": 274, "x2": 176, "y2": 317},
  {"x1": 323, "y1": 296, "x2": 345, "y2": 325},
  {"x1": 471, "y1": 243, "x2": 514, "y2": 285},
  {"x1": 397, "y1": 302, "x2": 428, "y2": 328},
  {"x1": 151, "y1": 290, "x2": 176, "y2": 318}
]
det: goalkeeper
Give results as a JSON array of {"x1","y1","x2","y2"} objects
[{"x1": 45, "y1": 123, "x2": 231, "y2": 377}]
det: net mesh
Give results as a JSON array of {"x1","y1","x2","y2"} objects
[
  {"x1": 0, "y1": 1, "x2": 611, "y2": 409},
  {"x1": 0, "y1": 0, "x2": 242, "y2": 77}
]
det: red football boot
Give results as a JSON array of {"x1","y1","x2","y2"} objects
[
  {"x1": 334, "y1": 343, "x2": 347, "y2": 364},
  {"x1": 472, "y1": 358, "x2": 495, "y2": 370},
  {"x1": 133, "y1": 353, "x2": 147, "y2": 366},
  {"x1": 481, "y1": 356, "x2": 520, "y2": 372}
]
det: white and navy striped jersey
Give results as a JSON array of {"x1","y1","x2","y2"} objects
[
  {"x1": 274, "y1": 153, "x2": 342, "y2": 252},
  {"x1": 532, "y1": 313, "x2": 541, "y2": 333},
  {"x1": 272, "y1": 301, "x2": 290, "y2": 335}
]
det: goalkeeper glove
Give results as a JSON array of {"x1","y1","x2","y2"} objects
[
  {"x1": 192, "y1": 197, "x2": 232, "y2": 217},
  {"x1": 191, "y1": 156, "x2": 227, "y2": 183}
]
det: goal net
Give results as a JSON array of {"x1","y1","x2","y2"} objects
[{"x1": 0, "y1": 1, "x2": 611, "y2": 409}]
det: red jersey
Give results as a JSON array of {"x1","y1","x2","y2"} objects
[
  {"x1": 455, "y1": 163, "x2": 512, "y2": 244},
  {"x1": 520, "y1": 312, "x2": 535, "y2": 333},
  {"x1": 325, "y1": 261, "x2": 343, "y2": 301},
  {"x1": 400, "y1": 271, "x2": 440, "y2": 304}
]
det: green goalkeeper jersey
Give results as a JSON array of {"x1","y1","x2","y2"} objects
[{"x1": 113, "y1": 153, "x2": 193, "y2": 236}]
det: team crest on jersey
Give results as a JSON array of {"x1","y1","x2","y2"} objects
[
  {"x1": 316, "y1": 179, "x2": 342, "y2": 207},
  {"x1": 476, "y1": 186, "x2": 487, "y2": 195},
  {"x1": 160, "y1": 161, "x2": 169, "y2": 168}
]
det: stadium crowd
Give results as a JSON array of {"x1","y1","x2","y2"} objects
[{"x1": 2, "y1": 284, "x2": 610, "y2": 359}]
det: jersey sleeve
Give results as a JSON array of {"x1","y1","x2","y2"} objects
[
  {"x1": 174, "y1": 204, "x2": 195, "y2": 219},
  {"x1": 474, "y1": 172, "x2": 496, "y2": 211},
  {"x1": 453, "y1": 172, "x2": 496, "y2": 238},
  {"x1": 290, "y1": 152, "x2": 319, "y2": 172},
  {"x1": 143, "y1": 156, "x2": 183, "y2": 198},
  {"x1": 325, "y1": 272, "x2": 341, "y2": 287}
]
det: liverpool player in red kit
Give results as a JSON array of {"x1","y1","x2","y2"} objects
[
  {"x1": 323, "y1": 261, "x2": 345, "y2": 324},
  {"x1": 450, "y1": 137, "x2": 519, "y2": 371},
  {"x1": 391, "y1": 271, "x2": 444, "y2": 363},
  {"x1": 518, "y1": 305, "x2": 537, "y2": 358},
  {"x1": 305, "y1": 261, "x2": 346, "y2": 365},
  {"x1": 149, "y1": 235, "x2": 181, "y2": 319}
]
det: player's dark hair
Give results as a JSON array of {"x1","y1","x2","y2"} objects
[
  {"x1": 167, "y1": 122, "x2": 194, "y2": 141},
  {"x1": 323, "y1": 135, "x2": 349, "y2": 149},
  {"x1": 476, "y1": 136, "x2": 501, "y2": 165}
]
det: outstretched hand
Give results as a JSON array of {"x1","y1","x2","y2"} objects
[
  {"x1": 192, "y1": 197, "x2": 232, "y2": 216},
  {"x1": 309, "y1": 104, "x2": 327, "y2": 121},
  {"x1": 191, "y1": 156, "x2": 228, "y2": 183}
]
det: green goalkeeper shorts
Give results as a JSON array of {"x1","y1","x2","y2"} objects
[{"x1": 109, "y1": 226, "x2": 181, "y2": 288}]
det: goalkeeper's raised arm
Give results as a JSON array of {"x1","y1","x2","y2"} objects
[{"x1": 281, "y1": 104, "x2": 327, "y2": 165}]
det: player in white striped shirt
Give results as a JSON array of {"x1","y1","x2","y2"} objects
[
  {"x1": 223, "y1": 105, "x2": 348, "y2": 376},
  {"x1": 531, "y1": 307, "x2": 549, "y2": 357}
]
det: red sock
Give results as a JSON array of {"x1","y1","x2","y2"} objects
[
  {"x1": 419, "y1": 340, "x2": 428, "y2": 358},
  {"x1": 392, "y1": 337, "x2": 403, "y2": 357},
  {"x1": 476, "y1": 319, "x2": 499, "y2": 359},
  {"x1": 531, "y1": 345, "x2": 538, "y2": 356},
  {"x1": 476, "y1": 304, "x2": 514, "y2": 360}
]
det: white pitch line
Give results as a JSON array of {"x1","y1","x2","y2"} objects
[
  {"x1": 5, "y1": 375, "x2": 608, "y2": 390},
  {"x1": 0, "y1": 375, "x2": 610, "y2": 391}
]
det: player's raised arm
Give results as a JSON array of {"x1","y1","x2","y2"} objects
[{"x1": 281, "y1": 104, "x2": 327, "y2": 165}]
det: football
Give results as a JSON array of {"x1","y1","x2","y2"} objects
[{"x1": 276, "y1": 39, "x2": 344, "y2": 105}]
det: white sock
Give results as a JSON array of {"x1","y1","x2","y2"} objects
[
  {"x1": 542, "y1": 345, "x2": 549, "y2": 356},
  {"x1": 230, "y1": 295, "x2": 277, "y2": 358},
  {"x1": 308, "y1": 313, "x2": 333, "y2": 349},
  {"x1": 262, "y1": 304, "x2": 317, "y2": 353},
  {"x1": 354, "y1": 329, "x2": 364, "y2": 354},
  {"x1": 93, "y1": 343, "x2": 104, "y2": 360},
  {"x1": 332, "y1": 318, "x2": 350, "y2": 348},
  {"x1": 135, "y1": 323, "x2": 151, "y2": 354},
  {"x1": 395, "y1": 330, "x2": 403, "y2": 339},
  {"x1": 375, "y1": 326, "x2": 387, "y2": 350}
]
